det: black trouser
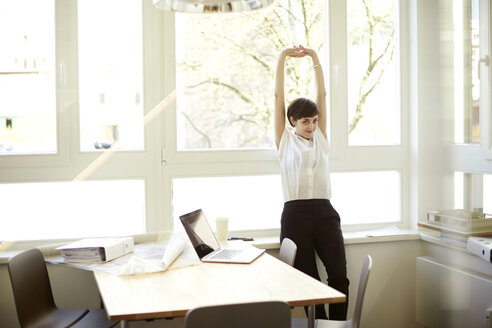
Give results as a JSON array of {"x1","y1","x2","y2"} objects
[{"x1": 280, "y1": 199, "x2": 350, "y2": 320}]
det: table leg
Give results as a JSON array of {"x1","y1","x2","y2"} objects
[
  {"x1": 120, "y1": 320, "x2": 129, "y2": 328},
  {"x1": 308, "y1": 305, "x2": 316, "y2": 328}
]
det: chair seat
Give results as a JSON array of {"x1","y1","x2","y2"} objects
[
  {"x1": 29, "y1": 309, "x2": 88, "y2": 328},
  {"x1": 291, "y1": 317, "x2": 354, "y2": 328},
  {"x1": 291, "y1": 317, "x2": 308, "y2": 328},
  {"x1": 71, "y1": 308, "x2": 118, "y2": 328},
  {"x1": 316, "y1": 318, "x2": 353, "y2": 328}
]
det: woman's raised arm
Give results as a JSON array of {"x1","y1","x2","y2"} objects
[
  {"x1": 274, "y1": 47, "x2": 307, "y2": 148},
  {"x1": 299, "y1": 46, "x2": 327, "y2": 138},
  {"x1": 274, "y1": 49, "x2": 288, "y2": 149}
]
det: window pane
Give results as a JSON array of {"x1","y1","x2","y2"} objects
[
  {"x1": 484, "y1": 174, "x2": 491, "y2": 214},
  {"x1": 175, "y1": 0, "x2": 326, "y2": 150},
  {"x1": 173, "y1": 172, "x2": 400, "y2": 230},
  {"x1": 0, "y1": 180, "x2": 146, "y2": 241},
  {"x1": 347, "y1": 0, "x2": 399, "y2": 145},
  {"x1": 440, "y1": 0, "x2": 480, "y2": 144},
  {"x1": 454, "y1": 171, "x2": 464, "y2": 208},
  {"x1": 172, "y1": 175, "x2": 283, "y2": 231},
  {"x1": 0, "y1": 0, "x2": 56, "y2": 154},
  {"x1": 78, "y1": 0, "x2": 144, "y2": 151},
  {"x1": 454, "y1": 172, "x2": 486, "y2": 212},
  {"x1": 330, "y1": 171, "x2": 400, "y2": 225}
]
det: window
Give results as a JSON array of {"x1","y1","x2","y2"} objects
[
  {"x1": 326, "y1": 0, "x2": 406, "y2": 228},
  {"x1": 485, "y1": 174, "x2": 492, "y2": 214},
  {"x1": 169, "y1": 0, "x2": 407, "y2": 232},
  {"x1": 440, "y1": 0, "x2": 482, "y2": 144},
  {"x1": 454, "y1": 172, "x2": 491, "y2": 214},
  {"x1": 331, "y1": 171, "x2": 401, "y2": 225},
  {"x1": 0, "y1": 0, "x2": 56, "y2": 154},
  {"x1": 445, "y1": 0, "x2": 492, "y2": 207},
  {"x1": 172, "y1": 175, "x2": 283, "y2": 232},
  {"x1": 420, "y1": 0, "x2": 491, "y2": 218},
  {"x1": 78, "y1": 0, "x2": 144, "y2": 151},
  {"x1": 347, "y1": 0, "x2": 399, "y2": 145},
  {"x1": 0, "y1": 0, "x2": 163, "y2": 241},
  {"x1": 175, "y1": 0, "x2": 326, "y2": 150},
  {"x1": 2, "y1": 0, "x2": 409, "y2": 242},
  {"x1": 0, "y1": 180, "x2": 145, "y2": 241}
]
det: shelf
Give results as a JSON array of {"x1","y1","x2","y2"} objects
[{"x1": 418, "y1": 222, "x2": 492, "y2": 237}]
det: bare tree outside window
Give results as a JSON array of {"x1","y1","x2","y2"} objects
[
  {"x1": 175, "y1": 0, "x2": 397, "y2": 149},
  {"x1": 176, "y1": 0, "x2": 324, "y2": 149},
  {"x1": 347, "y1": 0, "x2": 395, "y2": 134},
  {"x1": 347, "y1": 0, "x2": 398, "y2": 145}
]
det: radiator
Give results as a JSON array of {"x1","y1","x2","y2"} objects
[{"x1": 416, "y1": 256, "x2": 492, "y2": 328}]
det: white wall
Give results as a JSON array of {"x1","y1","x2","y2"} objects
[
  {"x1": 342, "y1": 241, "x2": 425, "y2": 328},
  {"x1": 418, "y1": 240, "x2": 492, "y2": 328},
  {"x1": 416, "y1": 256, "x2": 492, "y2": 327}
]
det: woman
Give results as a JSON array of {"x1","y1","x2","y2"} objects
[{"x1": 275, "y1": 45, "x2": 349, "y2": 320}]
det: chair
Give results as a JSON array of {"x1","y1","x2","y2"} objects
[
  {"x1": 292, "y1": 255, "x2": 373, "y2": 328},
  {"x1": 71, "y1": 309, "x2": 118, "y2": 328},
  {"x1": 184, "y1": 301, "x2": 291, "y2": 328},
  {"x1": 279, "y1": 238, "x2": 297, "y2": 267},
  {"x1": 8, "y1": 248, "x2": 118, "y2": 328}
]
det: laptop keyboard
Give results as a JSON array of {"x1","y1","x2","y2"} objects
[{"x1": 209, "y1": 249, "x2": 242, "y2": 260}]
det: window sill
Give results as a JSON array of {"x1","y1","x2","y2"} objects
[
  {"x1": 0, "y1": 231, "x2": 173, "y2": 264},
  {"x1": 0, "y1": 229, "x2": 421, "y2": 264},
  {"x1": 251, "y1": 229, "x2": 421, "y2": 250},
  {"x1": 0, "y1": 250, "x2": 21, "y2": 264}
]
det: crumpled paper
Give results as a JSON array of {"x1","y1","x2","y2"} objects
[
  {"x1": 118, "y1": 234, "x2": 189, "y2": 275},
  {"x1": 161, "y1": 234, "x2": 187, "y2": 269}
]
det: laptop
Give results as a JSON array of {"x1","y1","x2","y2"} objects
[{"x1": 179, "y1": 209, "x2": 265, "y2": 264}]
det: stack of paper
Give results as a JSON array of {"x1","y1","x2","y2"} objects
[{"x1": 57, "y1": 237, "x2": 134, "y2": 263}]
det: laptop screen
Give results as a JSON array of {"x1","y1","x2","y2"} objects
[{"x1": 179, "y1": 209, "x2": 220, "y2": 259}]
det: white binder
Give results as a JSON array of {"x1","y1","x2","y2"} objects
[{"x1": 57, "y1": 237, "x2": 134, "y2": 262}]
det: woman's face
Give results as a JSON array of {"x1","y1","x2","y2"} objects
[{"x1": 291, "y1": 115, "x2": 318, "y2": 140}]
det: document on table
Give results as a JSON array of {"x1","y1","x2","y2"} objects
[
  {"x1": 364, "y1": 225, "x2": 414, "y2": 237},
  {"x1": 47, "y1": 233, "x2": 200, "y2": 275},
  {"x1": 345, "y1": 225, "x2": 415, "y2": 238},
  {"x1": 119, "y1": 234, "x2": 190, "y2": 275}
]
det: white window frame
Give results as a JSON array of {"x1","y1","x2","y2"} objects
[
  {"x1": 415, "y1": 0, "x2": 491, "y2": 219},
  {"x1": 445, "y1": 0, "x2": 492, "y2": 209},
  {"x1": 445, "y1": 0, "x2": 492, "y2": 169},
  {"x1": 0, "y1": 0, "x2": 169, "y2": 240},
  {"x1": 327, "y1": 0, "x2": 409, "y2": 230},
  {"x1": 164, "y1": 0, "x2": 410, "y2": 233},
  {"x1": 1, "y1": 0, "x2": 411, "y2": 243}
]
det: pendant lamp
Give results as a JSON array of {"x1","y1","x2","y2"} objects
[{"x1": 153, "y1": 0, "x2": 274, "y2": 13}]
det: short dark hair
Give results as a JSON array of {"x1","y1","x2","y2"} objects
[{"x1": 286, "y1": 98, "x2": 319, "y2": 127}]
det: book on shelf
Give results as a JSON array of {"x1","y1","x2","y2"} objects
[{"x1": 57, "y1": 237, "x2": 134, "y2": 262}]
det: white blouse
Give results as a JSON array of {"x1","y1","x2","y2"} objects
[{"x1": 277, "y1": 128, "x2": 332, "y2": 202}]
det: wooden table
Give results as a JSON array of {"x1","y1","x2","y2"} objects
[{"x1": 95, "y1": 251, "x2": 346, "y2": 328}]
